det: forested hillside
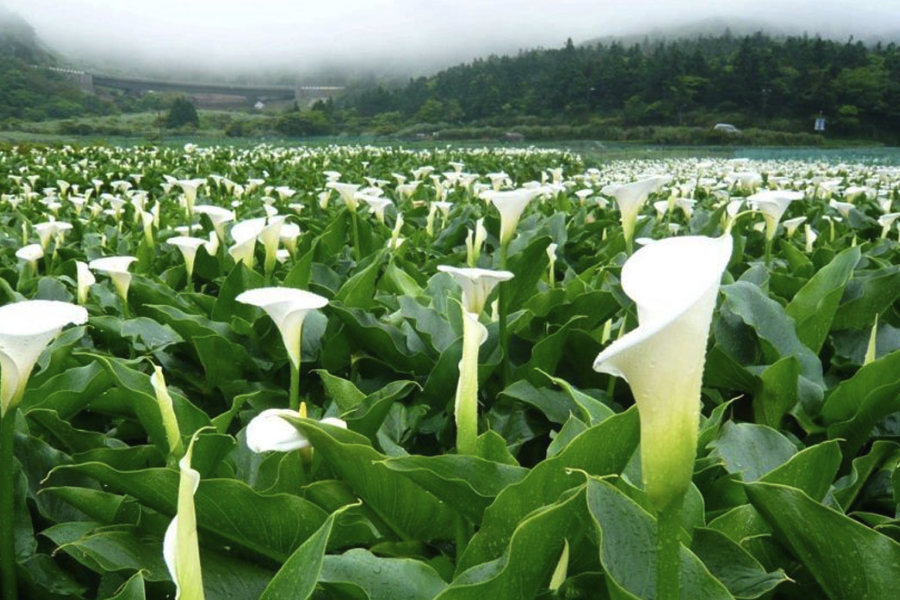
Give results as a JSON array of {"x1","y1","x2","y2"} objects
[{"x1": 347, "y1": 32, "x2": 900, "y2": 140}]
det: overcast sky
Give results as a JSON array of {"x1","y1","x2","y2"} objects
[{"x1": 3, "y1": 0, "x2": 899, "y2": 79}]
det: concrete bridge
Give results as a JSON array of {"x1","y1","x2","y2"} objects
[{"x1": 39, "y1": 66, "x2": 343, "y2": 104}]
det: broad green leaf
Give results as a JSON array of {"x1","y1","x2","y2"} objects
[
  {"x1": 317, "y1": 370, "x2": 366, "y2": 411},
  {"x1": 288, "y1": 417, "x2": 457, "y2": 541},
  {"x1": 322, "y1": 549, "x2": 448, "y2": 600},
  {"x1": 746, "y1": 481, "x2": 900, "y2": 600},
  {"x1": 259, "y1": 510, "x2": 337, "y2": 600},
  {"x1": 690, "y1": 527, "x2": 787, "y2": 599},
  {"x1": 834, "y1": 441, "x2": 898, "y2": 509},
  {"x1": 785, "y1": 246, "x2": 859, "y2": 353},
  {"x1": 334, "y1": 250, "x2": 385, "y2": 310},
  {"x1": 832, "y1": 266, "x2": 900, "y2": 330},
  {"x1": 436, "y1": 486, "x2": 586, "y2": 600},
  {"x1": 50, "y1": 462, "x2": 328, "y2": 562},
  {"x1": 821, "y1": 349, "x2": 900, "y2": 460},
  {"x1": 586, "y1": 478, "x2": 734, "y2": 600},
  {"x1": 760, "y1": 440, "x2": 841, "y2": 502},
  {"x1": 709, "y1": 422, "x2": 797, "y2": 482},
  {"x1": 382, "y1": 454, "x2": 528, "y2": 523},
  {"x1": 752, "y1": 355, "x2": 799, "y2": 429},
  {"x1": 106, "y1": 572, "x2": 146, "y2": 600},
  {"x1": 458, "y1": 407, "x2": 639, "y2": 572}
]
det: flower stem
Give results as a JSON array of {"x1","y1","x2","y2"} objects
[
  {"x1": 289, "y1": 363, "x2": 300, "y2": 412},
  {"x1": 0, "y1": 407, "x2": 18, "y2": 600},
  {"x1": 764, "y1": 237, "x2": 773, "y2": 268},
  {"x1": 350, "y1": 210, "x2": 361, "y2": 263},
  {"x1": 656, "y1": 497, "x2": 683, "y2": 600},
  {"x1": 456, "y1": 311, "x2": 481, "y2": 456},
  {"x1": 499, "y1": 243, "x2": 510, "y2": 385}
]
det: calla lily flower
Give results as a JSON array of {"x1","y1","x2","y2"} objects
[
  {"x1": 166, "y1": 237, "x2": 207, "y2": 282},
  {"x1": 236, "y1": 288, "x2": 329, "y2": 372},
  {"x1": 876, "y1": 212, "x2": 900, "y2": 239},
  {"x1": 0, "y1": 300, "x2": 88, "y2": 416},
  {"x1": 16, "y1": 244, "x2": 43, "y2": 270},
  {"x1": 75, "y1": 261, "x2": 95, "y2": 305},
  {"x1": 437, "y1": 266, "x2": 514, "y2": 315},
  {"x1": 805, "y1": 224, "x2": 818, "y2": 253},
  {"x1": 246, "y1": 408, "x2": 347, "y2": 453},
  {"x1": 163, "y1": 434, "x2": 205, "y2": 600},
  {"x1": 748, "y1": 190, "x2": 804, "y2": 241},
  {"x1": 438, "y1": 266, "x2": 514, "y2": 455},
  {"x1": 89, "y1": 256, "x2": 137, "y2": 303},
  {"x1": 593, "y1": 234, "x2": 732, "y2": 511},
  {"x1": 229, "y1": 218, "x2": 266, "y2": 268},
  {"x1": 783, "y1": 216, "x2": 807, "y2": 238},
  {"x1": 466, "y1": 218, "x2": 488, "y2": 267},
  {"x1": 482, "y1": 188, "x2": 542, "y2": 247},
  {"x1": 603, "y1": 175, "x2": 671, "y2": 252},
  {"x1": 150, "y1": 365, "x2": 184, "y2": 458},
  {"x1": 327, "y1": 182, "x2": 361, "y2": 212},
  {"x1": 176, "y1": 178, "x2": 206, "y2": 218},
  {"x1": 194, "y1": 205, "x2": 235, "y2": 242},
  {"x1": 359, "y1": 195, "x2": 393, "y2": 225}
]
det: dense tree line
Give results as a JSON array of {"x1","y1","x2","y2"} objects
[{"x1": 345, "y1": 32, "x2": 900, "y2": 140}]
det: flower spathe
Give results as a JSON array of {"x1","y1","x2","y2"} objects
[
  {"x1": 748, "y1": 190, "x2": 804, "y2": 240},
  {"x1": 482, "y1": 188, "x2": 541, "y2": 246},
  {"x1": 163, "y1": 434, "x2": 205, "y2": 600},
  {"x1": 246, "y1": 408, "x2": 347, "y2": 453},
  {"x1": 593, "y1": 234, "x2": 732, "y2": 511},
  {"x1": 0, "y1": 300, "x2": 88, "y2": 417},
  {"x1": 436, "y1": 266, "x2": 514, "y2": 315},
  {"x1": 603, "y1": 175, "x2": 671, "y2": 250},
  {"x1": 89, "y1": 256, "x2": 137, "y2": 301},
  {"x1": 235, "y1": 288, "x2": 329, "y2": 370}
]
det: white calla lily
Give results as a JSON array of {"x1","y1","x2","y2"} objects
[
  {"x1": 163, "y1": 434, "x2": 205, "y2": 600},
  {"x1": 603, "y1": 175, "x2": 671, "y2": 252},
  {"x1": 166, "y1": 236, "x2": 207, "y2": 282},
  {"x1": 438, "y1": 266, "x2": 513, "y2": 454},
  {"x1": 593, "y1": 234, "x2": 732, "y2": 511},
  {"x1": 0, "y1": 300, "x2": 88, "y2": 416},
  {"x1": 75, "y1": 261, "x2": 95, "y2": 305},
  {"x1": 89, "y1": 256, "x2": 137, "y2": 303},
  {"x1": 747, "y1": 190, "x2": 804, "y2": 241},
  {"x1": 236, "y1": 288, "x2": 328, "y2": 371},
  {"x1": 482, "y1": 188, "x2": 541, "y2": 248},
  {"x1": 246, "y1": 408, "x2": 347, "y2": 453}
]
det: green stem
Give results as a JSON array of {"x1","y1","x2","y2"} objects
[
  {"x1": 656, "y1": 497, "x2": 683, "y2": 600},
  {"x1": 289, "y1": 363, "x2": 300, "y2": 412},
  {"x1": 350, "y1": 210, "x2": 361, "y2": 262},
  {"x1": 1, "y1": 407, "x2": 18, "y2": 600},
  {"x1": 456, "y1": 311, "x2": 481, "y2": 456},
  {"x1": 498, "y1": 243, "x2": 510, "y2": 386},
  {"x1": 764, "y1": 237, "x2": 772, "y2": 268}
]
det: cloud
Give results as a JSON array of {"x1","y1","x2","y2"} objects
[{"x1": 3, "y1": 0, "x2": 898, "y2": 79}]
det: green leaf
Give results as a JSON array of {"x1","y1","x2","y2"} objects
[
  {"x1": 317, "y1": 370, "x2": 366, "y2": 411},
  {"x1": 690, "y1": 528, "x2": 787, "y2": 599},
  {"x1": 505, "y1": 235, "x2": 551, "y2": 311},
  {"x1": 752, "y1": 356, "x2": 799, "y2": 429},
  {"x1": 785, "y1": 246, "x2": 859, "y2": 353},
  {"x1": 50, "y1": 462, "x2": 328, "y2": 562},
  {"x1": 382, "y1": 454, "x2": 528, "y2": 523},
  {"x1": 259, "y1": 510, "x2": 337, "y2": 600},
  {"x1": 335, "y1": 250, "x2": 385, "y2": 309},
  {"x1": 288, "y1": 418, "x2": 457, "y2": 542},
  {"x1": 832, "y1": 266, "x2": 900, "y2": 330},
  {"x1": 820, "y1": 349, "x2": 900, "y2": 460},
  {"x1": 322, "y1": 549, "x2": 448, "y2": 600},
  {"x1": 721, "y1": 282, "x2": 824, "y2": 389},
  {"x1": 514, "y1": 316, "x2": 584, "y2": 385},
  {"x1": 760, "y1": 440, "x2": 841, "y2": 502},
  {"x1": 436, "y1": 486, "x2": 586, "y2": 600},
  {"x1": 106, "y1": 572, "x2": 146, "y2": 600},
  {"x1": 458, "y1": 407, "x2": 639, "y2": 572},
  {"x1": 586, "y1": 478, "x2": 734, "y2": 600},
  {"x1": 709, "y1": 422, "x2": 798, "y2": 482},
  {"x1": 331, "y1": 306, "x2": 434, "y2": 374},
  {"x1": 834, "y1": 441, "x2": 898, "y2": 510},
  {"x1": 745, "y1": 481, "x2": 900, "y2": 600}
]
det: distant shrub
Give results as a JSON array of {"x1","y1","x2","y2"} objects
[{"x1": 166, "y1": 97, "x2": 199, "y2": 129}]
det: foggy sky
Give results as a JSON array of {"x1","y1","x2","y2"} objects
[{"x1": 4, "y1": 0, "x2": 899, "y2": 80}]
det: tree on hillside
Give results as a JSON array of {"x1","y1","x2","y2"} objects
[{"x1": 166, "y1": 97, "x2": 199, "y2": 129}]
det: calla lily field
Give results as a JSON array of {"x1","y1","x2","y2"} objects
[{"x1": 2, "y1": 142, "x2": 900, "y2": 600}]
